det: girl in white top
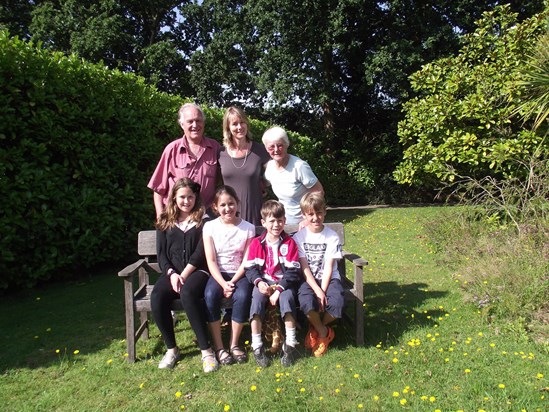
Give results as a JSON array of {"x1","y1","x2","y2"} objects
[{"x1": 203, "y1": 185, "x2": 255, "y2": 365}]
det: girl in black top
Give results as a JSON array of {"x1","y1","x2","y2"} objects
[{"x1": 151, "y1": 177, "x2": 219, "y2": 372}]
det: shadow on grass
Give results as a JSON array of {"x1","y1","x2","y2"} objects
[
  {"x1": 333, "y1": 281, "x2": 448, "y2": 349},
  {"x1": 0, "y1": 270, "x2": 130, "y2": 372}
]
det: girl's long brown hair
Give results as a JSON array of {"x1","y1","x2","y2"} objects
[{"x1": 155, "y1": 178, "x2": 205, "y2": 231}]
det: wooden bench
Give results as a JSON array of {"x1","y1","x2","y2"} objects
[{"x1": 118, "y1": 222, "x2": 367, "y2": 362}]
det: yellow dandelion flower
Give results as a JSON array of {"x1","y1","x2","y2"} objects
[
  {"x1": 55, "y1": 349, "x2": 60, "y2": 353},
  {"x1": 393, "y1": 358, "x2": 399, "y2": 363},
  {"x1": 478, "y1": 332, "x2": 483, "y2": 337},
  {"x1": 180, "y1": 406, "x2": 185, "y2": 410},
  {"x1": 250, "y1": 385, "x2": 257, "y2": 391},
  {"x1": 393, "y1": 392, "x2": 400, "y2": 397},
  {"x1": 464, "y1": 369, "x2": 471, "y2": 374},
  {"x1": 358, "y1": 404, "x2": 364, "y2": 408},
  {"x1": 139, "y1": 382, "x2": 145, "y2": 389},
  {"x1": 276, "y1": 388, "x2": 281, "y2": 393},
  {"x1": 354, "y1": 374, "x2": 359, "y2": 378},
  {"x1": 244, "y1": 340, "x2": 249, "y2": 345},
  {"x1": 256, "y1": 367, "x2": 261, "y2": 373},
  {"x1": 429, "y1": 396, "x2": 436, "y2": 402},
  {"x1": 420, "y1": 395, "x2": 428, "y2": 401},
  {"x1": 73, "y1": 350, "x2": 80, "y2": 355},
  {"x1": 498, "y1": 384, "x2": 505, "y2": 389},
  {"x1": 300, "y1": 388, "x2": 305, "y2": 393},
  {"x1": 175, "y1": 391, "x2": 182, "y2": 398},
  {"x1": 106, "y1": 359, "x2": 113, "y2": 364},
  {"x1": 224, "y1": 405, "x2": 230, "y2": 411},
  {"x1": 335, "y1": 388, "x2": 341, "y2": 394},
  {"x1": 536, "y1": 373, "x2": 544, "y2": 379},
  {"x1": 297, "y1": 378, "x2": 303, "y2": 383},
  {"x1": 319, "y1": 396, "x2": 324, "y2": 401},
  {"x1": 124, "y1": 353, "x2": 129, "y2": 357},
  {"x1": 373, "y1": 395, "x2": 380, "y2": 401},
  {"x1": 400, "y1": 399, "x2": 407, "y2": 405},
  {"x1": 336, "y1": 364, "x2": 341, "y2": 368}
]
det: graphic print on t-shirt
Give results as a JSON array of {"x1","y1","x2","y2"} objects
[{"x1": 303, "y1": 242, "x2": 327, "y2": 279}]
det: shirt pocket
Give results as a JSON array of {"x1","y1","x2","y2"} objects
[{"x1": 204, "y1": 159, "x2": 218, "y2": 178}]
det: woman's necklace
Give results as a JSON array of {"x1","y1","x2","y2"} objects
[{"x1": 229, "y1": 142, "x2": 250, "y2": 169}]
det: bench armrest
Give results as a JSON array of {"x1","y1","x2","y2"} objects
[
  {"x1": 118, "y1": 259, "x2": 158, "y2": 279},
  {"x1": 342, "y1": 251, "x2": 368, "y2": 301}
]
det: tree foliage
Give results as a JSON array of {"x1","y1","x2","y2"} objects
[
  {"x1": 24, "y1": 0, "x2": 193, "y2": 95},
  {"x1": 394, "y1": 5, "x2": 548, "y2": 186}
]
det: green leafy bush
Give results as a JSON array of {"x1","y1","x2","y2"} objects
[
  {"x1": 395, "y1": 5, "x2": 548, "y2": 186},
  {"x1": 0, "y1": 31, "x2": 185, "y2": 289}
]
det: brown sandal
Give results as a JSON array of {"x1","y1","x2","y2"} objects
[
  {"x1": 230, "y1": 346, "x2": 248, "y2": 364},
  {"x1": 215, "y1": 349, "x2": 235, "y2": 365}
]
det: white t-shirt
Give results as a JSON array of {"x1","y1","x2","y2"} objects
[
  {"x1": 203, "y1": 217, "x2": 255, "y2": 273},
  {"x1": 264, "y1": 154, "x2": 319, "y2": 225},
  {"x1": 293, "y1": 225, "x2": 342, "y2": 281}
]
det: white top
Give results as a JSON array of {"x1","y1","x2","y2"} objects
[
  {"x1": 203, "y1": 217, "x2": 255, "y2": 273},
  {"x1": 293, "y1": 225, "x2": 342, "y2": 281},
  {"x1": 264, "y1": 154, "x2": 319, "y2": 225}
]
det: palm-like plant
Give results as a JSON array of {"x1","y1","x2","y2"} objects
[{"x1": 516, "y1": 29, "x2": 549, "y2": 132}]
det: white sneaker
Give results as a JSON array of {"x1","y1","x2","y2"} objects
[{"x1": 158, "y1": 348, "x2": 180, "y2": 369}]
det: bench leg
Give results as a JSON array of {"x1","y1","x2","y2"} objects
[
  {"x1": 140, "y1": 311, "x2": 149, "y2": 340},
  {"x1": 124, "y1": 278, "x2": 136, "y2": 363},
  {"x1": 355, "y1": 298, "x2": 365, "y2": 345}
]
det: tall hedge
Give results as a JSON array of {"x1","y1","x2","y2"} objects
[
  {"x1": 0, "y1": 31, "x2": 316, "y2": 290},
  {"x1": 0, "y1": 31, "x2": 183, "y2": 289}
]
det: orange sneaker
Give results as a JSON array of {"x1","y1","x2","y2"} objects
[
  {"x1": 304, "y1": 325, "x2": 318, "y2": 349},
  {"x1": 313, "y1": 326, "x2": 335, "y2": 357}
]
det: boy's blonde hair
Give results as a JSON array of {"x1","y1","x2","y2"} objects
[
  {"x1": 261, "y1": 200, "x2": 286, "y2": 220},
  {"x1": 300, "y1": 192, "x2": 327, "y2": 214}
]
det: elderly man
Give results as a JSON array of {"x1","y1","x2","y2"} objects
[{"x1": 148, "y1": 103, "x2": 221, "y2": 218}]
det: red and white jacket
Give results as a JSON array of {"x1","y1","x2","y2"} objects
[{"x1": 244, "y1": 230, "x2": 302, "y2": 292}]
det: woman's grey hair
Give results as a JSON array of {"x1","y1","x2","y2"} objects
[{"x1": 262, "y1": 126, "x2": 290, "y2": 147}]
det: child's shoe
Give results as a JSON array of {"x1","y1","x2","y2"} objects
[
  {"x1": 201, "y1": 352, "x2": 219, "y2": 373},
  {"x1": 253, "y1": 345, "x2": 271, "y2": 367},
  {"x1": 313, "y1": 326, "x2": 335, "y2": 357},
  {"x1": 281, "y1": 343, "x2": 298, "y2": 367},
  {"x1": 158, "y1": 348, "x2": 180, "y2": 369},
  {"x1": 304, "y1": 325, "x2": 318, "y2": 349}
]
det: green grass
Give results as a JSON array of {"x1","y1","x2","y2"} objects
[{"x1": 1, "y1": 206, "x2": 547, "y2": 411}]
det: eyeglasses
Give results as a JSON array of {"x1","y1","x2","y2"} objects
[{"x1": 266, "y1": 143, "x2": 285, "y2": 152}]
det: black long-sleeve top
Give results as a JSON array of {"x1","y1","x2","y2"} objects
[{"x1": 156, "y1": 222, "x2": 209, "y2": 276}]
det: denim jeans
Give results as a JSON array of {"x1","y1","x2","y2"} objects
[{"x1": 204, "y1": 272, "x2": 252, "y2": 323}]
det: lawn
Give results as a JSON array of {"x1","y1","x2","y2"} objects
[{"x1": 1, "y1": 206, "x2": 547, "y2": 411}]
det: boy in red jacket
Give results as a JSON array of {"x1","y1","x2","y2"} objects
[{"x1": 245, "y1": 201, "x2": 302, "y2": 367}]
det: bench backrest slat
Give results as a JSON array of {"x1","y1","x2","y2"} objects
[{"x1": 137, "y1": 222, "x2": 345, "y2": 258}]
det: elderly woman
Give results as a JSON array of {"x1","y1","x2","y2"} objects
[
  {"x1": 262, "y1": 126, "x2": 324, "y2": 226},
  {"x1": 218, "y1": 107, "x2": 270, "y2": 225}
]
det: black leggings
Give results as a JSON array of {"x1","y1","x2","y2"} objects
[{"x1": 150, "y1": 270, "x2": 211, "y2": 350}]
